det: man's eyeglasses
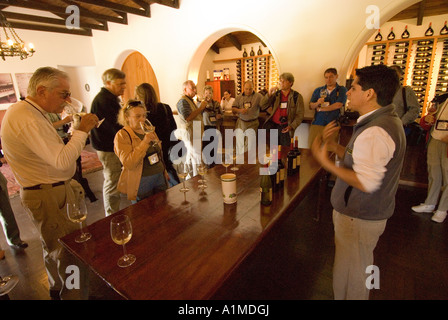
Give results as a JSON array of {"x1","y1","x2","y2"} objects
[{"x1": 60, "y1": 91, "x2": 71, "y2": 99}]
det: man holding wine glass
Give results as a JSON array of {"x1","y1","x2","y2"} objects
[
  {"x1": 308, "y1": 68, "x2": 347, "y2": 146},
  {"x1": 1, "y1": 67, "x2": 99, "y2": 300}
]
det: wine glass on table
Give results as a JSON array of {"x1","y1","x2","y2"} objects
[
  {"x1": 176, "y1": 162, "x2": 192, "y2": 193},
  {"x1": 220, "y1": 151, "x2": 232, "y2": 173},
  {"x1": 67, "y1": 197, "x2": 91, "y2": 243},
  {"x1": 110, "y1": 214, "x2": 136, "y2": 268},
  {"x1": 197, "y1": 161, "x2": 208, "y2": 190}
]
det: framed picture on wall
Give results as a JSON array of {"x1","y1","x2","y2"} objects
[
  {"x1": 15, "y1": 73, "x2": 33, "y2": 100},
  {"x1": 0, "y1": 73, "x2": 18, "y2": 107}
]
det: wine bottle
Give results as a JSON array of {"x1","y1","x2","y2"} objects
[
  {"x1": 401, "y1": 25, "x2": 410, "y2": 39},
  {"x1": 250, "y1": 47, "x2": 255, "y2": 56},
  {"x1": 414, "y1": 70, "x2": 428, "y2": 75},
  {"x1": 395, "y1": 48, "x2": 408, "y2": 53},
  {"x1": 373, "y1": 50, "x2": 385, "y2": 55},
  {"x1": 387, "y1": 27, "x2": 395, "y2": 40},
  {"x1": 412, "y1": 81, "x2": 426, "y2": 87},
  {"x1": 393, "y1": 60, "x2": 407, "y2": 65},
  {"x1": 416, "y1": 52, "x2": 431, "y2": 57},
  {"x1": 438, "y1": 75, "x2": 448, "y2": 81},
  {"x1": 277, "y1": 145, "x2": 285, "y2": 189},
  {"x1": 425, "y1": 22, "x2": 434, "y2": 36},
  {"x1": 257, "y1": 45, "x2": 263, "y2": 55},
  {"x1": 294, "y1": 136, "x2": 301, "y2": 173},
  {"x1": 395, "y1": 42, "x2": 409, "y2": 47},
  {"x1": 287, "y1": 138, "x2": 296, "y2": 176},
  {"x1": 416, "y1": 46, "x2": 432, "y2": 52},
  {"x1": 373, "y1": 45, "x2": 386, "y2": 50},
  {"x1": 415, "y1": 58, "x2": 430, "y2": 64},
  {"x1": 414, "y1": 64, "x2": 430, "y2": 69},
  {"x1": 441, "y1": 21, "x2": 448, "y2": 35},
  {"x1": 371, "y1": 61, "x2": 383, "y2": 66},
  {"x1": 375, "y1": 29, "x2": 382, "y2": 41},
  {"x1": 371, "y1": 56, "x2": 385, "y2": 61},
  {"x1": 417, "y1": 40, "x2": 433, "y2": 46},
  {"x1": 243, "y1": 48, "x2": 248, "y2": 57},
  {"x1": 394, "y1": 54, "x2": 407, "y2": 59},
  {"x1": 413, "y1": 76, "x2": 427, "y2": 81},
  {"x1": 260, "y1": 162, "x2": 272, "y2": 206}
]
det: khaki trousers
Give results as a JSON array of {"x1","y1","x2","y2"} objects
[
  {"x1": 20, "y1": 180, "x2": 89, "y2": 300},
  {"x1": 425, "y1": 138, "x2": 448, "y2": 211},
  {"x1": 332, "y1": 209, "x2": 387, "y2": 300},
  {"x1": 235, "y1": 118, "x2": 258, "y2": 155}
]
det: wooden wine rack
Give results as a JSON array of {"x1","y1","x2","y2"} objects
[
  {"x1": 365, "y1": 35, "x2": 448, "y2": 117},
  {"x1": 214, "y1": 54, "x2": 279, "y2": 96}
]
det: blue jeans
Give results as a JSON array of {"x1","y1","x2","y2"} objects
[{"x1": 131, "y1": 172, "x2": 167, "y2": 204}]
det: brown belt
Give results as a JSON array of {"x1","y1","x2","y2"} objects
[{"x1": 23, "y1": 181, "x2": 66, "y2": 190}]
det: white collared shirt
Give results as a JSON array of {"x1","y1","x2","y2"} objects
[
  {"x1": 351, "y1": 109, "x2": 396, "y2": 193},
  {"x1": 1, "y1": 99, "x2": 88, "y2": 187}
]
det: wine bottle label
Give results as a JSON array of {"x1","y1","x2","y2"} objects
[
  {"x1": 296, "y1": 155, "x2": 301, "y2": 166},
  {"x1": 280, "y1": 168, "x2": 285, "y2": 181},
  {"x1": 293, "y1": 158, "x2": 296, "y2": 169}
]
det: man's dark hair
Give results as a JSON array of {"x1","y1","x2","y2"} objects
[
  {"x1": 324, "y1": 68, "x2": 338, "y2": 75},
  {"x1": 355, "y1": 65, "x2": 399, "y2": 107}
]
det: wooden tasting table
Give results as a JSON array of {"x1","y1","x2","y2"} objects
[{"x1": 60, "y1": 148, "x2": 324, "y2": 300}]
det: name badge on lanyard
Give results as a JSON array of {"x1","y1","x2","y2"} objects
[
  {"x1": 148, "y1": 153, "x2": 160, "y2": 165},
  {"x1": 280, "y1": 102, "x2": 287, "y2": 109}
]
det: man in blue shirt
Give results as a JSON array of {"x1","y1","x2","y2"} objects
[{"x1": 308, "y1": 68, "x2": 347, "y2": 146}]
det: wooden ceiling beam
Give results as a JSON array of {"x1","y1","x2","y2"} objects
[
  {"x1": 73, "y1": 0, "x2": 150, "y2": 17},
  {"x1": 0, "y1": 0, "x2": 127, "y2": 24},
  {"x1": 226, "y1": 33, "x2": 242, "y2": 51},
  {"x1": 417, "y1": 0, "x2": 426, "y2": 26},
  {"x1": 9, "y1": 21, "x2": 92, "y2": 36},
  {"x1": 210, "y1": 44, "x2": 219, "y2": 54},
  {"x1": 1, "y1": 11, "x2": 108, "y2": 31},
  {"x1": 150, "y1": 0, "x2": 179, "y2": 9}
]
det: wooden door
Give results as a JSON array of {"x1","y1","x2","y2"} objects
[{"x1": 121, "y1": 51, "x2": 160, "y2": 103}]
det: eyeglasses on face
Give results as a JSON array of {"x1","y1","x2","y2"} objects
[{"x1": 60, "y1": 91, "x2": 71, "y2": 99}]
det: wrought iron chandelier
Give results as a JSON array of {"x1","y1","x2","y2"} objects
[{"x1": 0, "y1": 11, "x2": 35, "y2": 61}]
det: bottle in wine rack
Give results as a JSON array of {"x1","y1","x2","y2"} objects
[
  {"x1": 394, "y1": 54, "x2": 407, "y2": 59},
  {"x1": 395, "y1": 48, "x2": 408, "y2": 53},
  {"x1": 372, "y1": 56, "x2": 385, "y2": 61},
  {"x1": 413, "y1": 87, "x2": 426, "y2": 92},
  {"x1": 414, "y1": 70, "x2": 428, "y2": 75},
  {"x1": 387, "y1": 27, "x2": 395, "y2": 40},
  {"x1": 257, "y1": 46, "x2": 263, "y2": 55},
  {"x1": 442, "y1": 21, "x2": 448, "y2": 35},
  {"x1": 243, "y1": 48, "x2": 248, "y2": 57},
  {"x1": 250, "y1": 47, "x2": 255, "y2": 56},
  {"x1": 373, "y1": 44, "x2": 386, "y2": 50},
  {"x1": 375, "y1": 29, "x2": 382, "y2": 41},
  {"x1": 414, "y1": 64, "x2": 430, "y2": 69},
  {"x1": 371, "y1": 61, "x2": 383, "y2": 66},
  {"x1": 373, "y1": 50, "x2": 385, "y2": 55},
  {"x1": 415, "y1": 58, "x2": 430, "y2": 64},
  {"x1": 401, "y1": 25, "x2": 410, "y2": 39},
  {"x1": 438, "y1": 83, "x2": 448, "y2": 87},
  {"x1": 418, "y1": 40, "x2": 433, "y2": 46},
  {"x1": 412, "y1": 81, "x2": 426, "y2": 87},
  {"x1": 413, "y1": 76, "x2": 427, "y2": 81},
  {"x1": 438, "y1": 75, "x2": 448, "y2": 81},
  {"x1": 416, "y1": 52, "x2": 431, "y2": 57},
  {"x1": 441, "y1": 58, "x2": 448, "y2": 64},
  {"x1": 436, "y1": 87, "x2": 448, "y2": 93},
  {"x1": 416, "y1": 46, "x2": 432, "y2": 52},
  {"x1": 393, "y1": 60, "x2": 407, "y2": 65},
  {"x1": 425, "y1": 22, "x2": 434, "y2": 36},
  {"x1": 395, "y1": 42, "x2": 409, "y2": 47}
]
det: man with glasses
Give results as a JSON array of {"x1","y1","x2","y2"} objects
[
  {"x1": 1, "y1": 67, "x2": 99, "y2": 299},
  {"x1": 90, "y1": 68, "x2": 126, "y2": 216}
]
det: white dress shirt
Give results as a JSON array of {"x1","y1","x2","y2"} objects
[
  {"x1": 352, "y1": 109, "x2": 396, "y2": 193},
  {"x1": 1, "y1": 99, "x2": 88, "y2": 187}
]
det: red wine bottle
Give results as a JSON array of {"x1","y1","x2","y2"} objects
[
  {"x1": 287, "y1": 138, "x2": 296, "y2": 176},
  {"x1": 425, "y1": 22, "x2": 434, "y2": 36},
  {"x1": 260, "y1": 162, "x2": 272, "y2": 206},
  {"x1": 387, "y1": 27, "x2": 395, "y2": 40},
  {"x1": 294, "y1": 136, "x2": 301, "y2": 173},
  {"x1": 401, "y1": 25, "x2": 410, "y2": 39}
]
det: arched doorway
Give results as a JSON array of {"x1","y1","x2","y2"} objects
[{"x1": 121, "y1": 51, "x2": 160, "y2": 103}]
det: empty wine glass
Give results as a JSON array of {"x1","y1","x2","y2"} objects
[
  {"x1": 140, "y1": 118, "x2": 155, "y2": 133},
  {"x1": 320, "y1": 88, "x2": 327, "y2": 99},
  {"x1": 176, "y1": 162, "x2": 192, "y2": 193},
  {"x1": 0, "y1": 274, "x2": 19, "y2": 297},
  {"x1": 110, "y1": 214, "x2": 136, "y2": 268},
  {"x1": 67, "y1": 197, "x2": 91, "y2": 243},
  {"x1": 197, "y1": 162, "x2": 208, "y2": 190}
]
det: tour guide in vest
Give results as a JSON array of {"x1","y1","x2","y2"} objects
[
  {"x1": 311, "y1": 65, "x2": 406, "y2": 300},
  {"x1": 176, "y1": 80, "x2": 206, "y2": 176}
]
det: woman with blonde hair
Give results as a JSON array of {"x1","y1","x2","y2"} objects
[{"x1": 114, "y1": 100, "x2": 168, "y2": 203}]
